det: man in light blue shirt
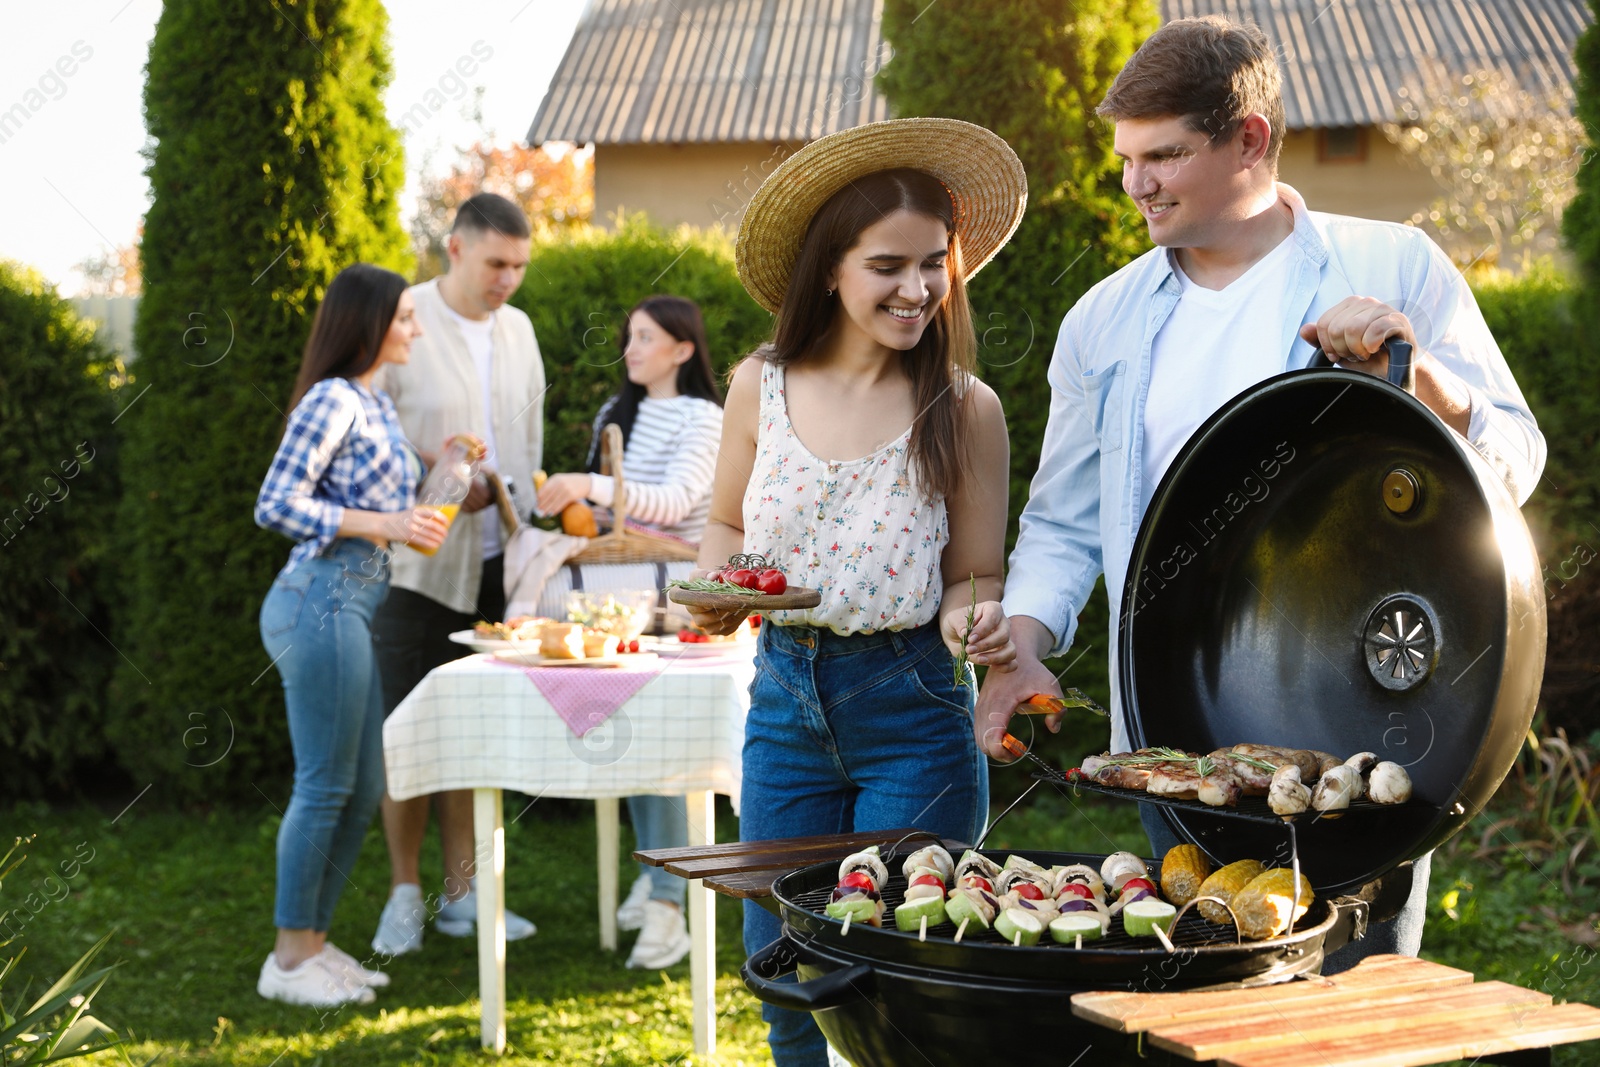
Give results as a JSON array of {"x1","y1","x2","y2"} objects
[{"x1": 979, "y1": 15, "x2": 1544, "y2": 968}]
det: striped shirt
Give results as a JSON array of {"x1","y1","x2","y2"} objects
[
  {"x1": 587, "y1": 394, "x2": 723, "y2": 542},
  {"x1": 255, "y1": 377, "x2": 419, "y2": 572}
]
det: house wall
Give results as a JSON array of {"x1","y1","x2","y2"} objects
[
  {"x1": 594, "y1": 142, "x2": 806, "y2": 231},
  {"x1": 594, "y1": 131, "x2": 1446, "y2": 235},
  {"x1": 1277, "y1": 128, "x2": 1442, "y2": 224}
]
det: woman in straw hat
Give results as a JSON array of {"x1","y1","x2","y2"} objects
[{"x1": 685, "y1": 117, "x2": 1027, "y2": 1065}]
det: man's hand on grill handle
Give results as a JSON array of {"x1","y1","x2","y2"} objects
[{"x1": 974, "y1": 616, "x2": 1061, "y2": 762}]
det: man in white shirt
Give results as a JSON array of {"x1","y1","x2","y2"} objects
[
  {"x1": 979, "y1": 16, "x2": 1544, "y2": 970},
  {"x1": 370, "y1": 193, "x2": 547, "y2": 954}
]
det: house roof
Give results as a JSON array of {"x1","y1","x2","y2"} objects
[
  {"x1": 526, "y1": 0, "x2": 891, "y2": 146},
  {"x1": 527, "y1": 0, "x2": 1592, "y2": 145},
  {"x1": 1167, "y1": 0, "x2": 1593, "y2": 128}
]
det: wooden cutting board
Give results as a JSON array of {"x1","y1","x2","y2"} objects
[{"x1": 1071, "y1": 955, "x2": 1600, "y2": 1065}]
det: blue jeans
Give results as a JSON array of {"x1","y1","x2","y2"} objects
[
  {"x1": 260, "y1": 538, "x2": 391, "y2": 932},
  {"x1": 627, "y1": 794, "x2": 687, "y2": 907},
  {"x1": 1138, "y1": 805, "x2": 1430, "y2": 971},
  {"x1": 741, "y1": 621, "x2": 988, "y2": 1067}
]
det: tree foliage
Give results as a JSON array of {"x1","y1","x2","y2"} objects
[
  {"x1": 877, "y1": 0, "x2": 1158, "y2": 744},
  {"x1": 112, "y1": 0, "x2": 411, "y2": 804},
  {"x1": 0, "y1": 263, "x2": 120, "y2": 798},
  {"x1": 1565, "y1": 0, "x2": 1600, "y2": 281},
  {"x1": 1382, "y1": 67, "x2": 1585, "y2": 270},
  {"x1": 411, "y1": 142, "x2": 593, "y2": 280},
  {"x1": 73, "y1": 231, "x2": 143, "y2": 299},
  {"x1": 507, "y1": 217, "x2": 770, "y2": 475}
]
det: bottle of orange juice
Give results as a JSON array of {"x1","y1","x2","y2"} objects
[{"x1": 407, "y1": 434, "x2": 486, "y2": 556}]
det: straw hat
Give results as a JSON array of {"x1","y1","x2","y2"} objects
[{"x1": 735, "y1": 117, "x2": 1028, "y2": 314}]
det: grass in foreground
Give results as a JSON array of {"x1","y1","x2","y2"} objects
[{"x1": 4, "y1": 786, "x2": 1598, "y2": 1065}]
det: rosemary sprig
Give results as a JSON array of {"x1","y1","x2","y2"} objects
[
  {"x1": 1096, "y1": 747, "x2": 1197, "y2": 767},
  {"x1": 666, "y1": 577, "x2": 765, "y2": 596},
  {"x1": 953, "y1": 573, "x2": 977, "y2": 688}
]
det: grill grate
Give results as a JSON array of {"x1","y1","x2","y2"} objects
[
  {"x1": 1034, "y1": 771, "x2": 1395, "y2": 825},
  {"x1": 789, "y1": 863, "x2": 1306, "y2": 951}
]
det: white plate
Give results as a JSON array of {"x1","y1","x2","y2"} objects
[
  {"x1": 652, "y1": 636, "x2": 758, "y2": 659},
  {"x1": 491, "y1": 649, "x2": 660, "y2": 669},
  {"x1": 449, "y1": 629, "x2": 537, "y2": 654}
]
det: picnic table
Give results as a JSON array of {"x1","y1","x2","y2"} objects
[{"x1": 383, "y1": 642, "x2": 756, "y2": 1055}]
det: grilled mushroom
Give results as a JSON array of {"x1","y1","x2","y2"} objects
[
  {"x1": 1312, "y1": 765, "x2": 1362, "y2": 811},
  {"x1": 1343, "y1": 751, "x2": 1379, "y2": 777},
  {"x1": 1368, "y1": 761, "x2": 1414, "y2": 804},
  {"x1": 1268, "y1": 764, "x2": 1311, "y2": 815},
  {"x1": 900, "y1": 844, "x2": 954, "y2": 884},
  {"x1": 838, "y1": 846, "x2": 888, "y2": 888},
  {"x1": 1100, "y1": 851, "x2": 1149, "y2": 892}
]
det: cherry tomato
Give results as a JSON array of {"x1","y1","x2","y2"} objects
[
  {"x1": 1057, "y1": 883, "x2": 1095, "y2": 900},
  {"x1": 838, "y1": 871, "x2": 877, "y2": 893},
  {"x1": 1121, "y1": 877, "x2": 1157, "y2": 896},
  {"x1": 960, "y1": 875, "x2": 993, "y2": 893},
  {"x1": 727, "y1": 568, "x2": 759, "y2": 589},
  {"x1": 627, "y1": 639, "x2": 640, "y2": 654},
  {"x1": 1014, "y1": 882, "x2": 1046, "y2": 901},
  {"x1": 754, "y1": 568, "x2": 787, "y2": 595},
  {"x1": 909, "y1": 873, "x2": 944, "y2": 889}
]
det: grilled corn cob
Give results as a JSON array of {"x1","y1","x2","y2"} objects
[
  {"x1": 1159, "y1": 844, "x2": 1214, "y2": 907},
  {"x1": 1232, "y1": 868, "x2": 1315, "y2": 940},
  {"x1": 1195, "y1": 859, "x2": 1266, "y2": 924}
]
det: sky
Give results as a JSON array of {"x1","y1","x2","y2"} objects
[{"x1": 0, "y1": 0, "x2": 588, "y2": 294}]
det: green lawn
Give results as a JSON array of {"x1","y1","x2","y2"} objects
[{"x1": 4, "y1": 788, "x2": 1597, "y2": 1065}]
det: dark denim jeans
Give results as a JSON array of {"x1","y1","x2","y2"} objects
[
  {"x1": 260, "y1": 537, "x2": 391, "y2": 931},
  {"x1": 741, "y1": 621, "x2": 988, "y2": 1067},
  {"x1": 1138, "y1": 804, "x2": 1431, "y2": 972}
]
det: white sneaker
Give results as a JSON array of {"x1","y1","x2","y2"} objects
[
  {"x1": 435, "y1": 880, "x2": 536, "y2": 940},
  {"x1": 626, "y1": 899, "x2": 691, "y2": 970},
  {"x1": 617, "y1": 874, "x2": 654, "y2": 932},
  {"x1": 257, "y1": 951, "x2": 375, "y2": 1007},
  {"x1": 372, "y1": 884, "x2": 426, "y2": 956},
  {"x1": 323, "y1": 941, "x2": 390, "y2": 988}
]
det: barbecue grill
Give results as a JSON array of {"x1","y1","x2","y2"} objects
[{"x1": 736, "y1": 349, "x2": 1547, "y2": 1066}]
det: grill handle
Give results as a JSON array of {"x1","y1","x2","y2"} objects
[
  {"x1": 741, "y1": 934, "x2": 875, "y2": 1012},
  {"x1": 1324, "y1": 896, "x2": 1372, "y2": 955},
  {"x1": 1306, "y1": 338, "x2": 1415, "y2": 395}
]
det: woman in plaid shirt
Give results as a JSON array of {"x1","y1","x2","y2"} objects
[{"x1": 253, "y1": 264, "x2": 455, "y2": 1007}]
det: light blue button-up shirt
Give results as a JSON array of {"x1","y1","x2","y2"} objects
[{"x1": 1003, "y1": 185, "x2": 1546, "y2": 752}]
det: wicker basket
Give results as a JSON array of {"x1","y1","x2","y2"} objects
[{"x1": 567, "y1": 423, "x2": 700, "y2": 565}]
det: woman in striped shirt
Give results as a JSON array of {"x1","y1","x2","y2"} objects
[
  {"x1": 254, "y1": 264, "x2": 457, "y2": 1007},
  {"x1": 536, "y1": 295, "x2": 723, "y2": 969},
  {"x1": 536, "y1": 296, "x2": 723, "y2": 542}
]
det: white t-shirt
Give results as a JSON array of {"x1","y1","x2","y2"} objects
[
  {"x1": 443, "y1": 306, "x2": 502, "y2": 557},
  {"x1": 1142, "y1": 235, "x2": 1297, "y2": 495}
]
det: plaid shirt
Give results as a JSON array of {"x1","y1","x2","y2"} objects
[{"x1": 256, "y1": 377, "x2": 418, "y2": 571}]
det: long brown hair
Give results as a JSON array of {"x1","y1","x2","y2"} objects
[
  {"x1": 287, "y1": 263, "x2": 409, "y2": 413},
  {"x1": 586, "y1": 295, "x2": 723, "y2": 472},
  {"x1": 764, "y1": 168, "x2": 975, "y2": 500}
]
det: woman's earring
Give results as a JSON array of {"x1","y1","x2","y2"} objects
[{"x1": 824, "y1": 288, "x2": 834, "y2": 297}]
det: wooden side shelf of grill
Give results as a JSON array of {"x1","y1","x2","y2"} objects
[
  {"x1": 1071, "y1": 954, "x2": 1600, "y2": 1066},
  {"x1": 636, "y1": 829, "x2": 968, "y2": 898}
]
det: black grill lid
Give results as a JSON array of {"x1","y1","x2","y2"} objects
[{"x1": 1121, "y1": 362, "x2": 1545, "y2": 894}]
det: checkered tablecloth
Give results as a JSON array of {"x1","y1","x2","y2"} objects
[{"x1": 383, "y1": 650, "x2": 756, "y2": 809}]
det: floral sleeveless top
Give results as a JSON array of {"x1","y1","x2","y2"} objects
[{"x1": 742, "y1": 361, "x2": 948, "y2": 634}]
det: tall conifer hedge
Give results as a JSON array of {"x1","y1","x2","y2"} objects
[
  {"x1": 0, "y1": 264, "x2": 120, "y2": 797},
  {"x1": 1565, "y1": 0, "x2": 1600, "y2": 284},
  {"x1": 112, "y1": 0, "x2": 410, "y2": 803},
  {"x1": 878, "y1": 0, "x2": 1158, "y2": 769}
]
